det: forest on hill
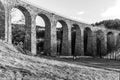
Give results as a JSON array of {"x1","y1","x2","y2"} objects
[{"x1": 92, "y1": 19, "x2": 120, "y2": 30}]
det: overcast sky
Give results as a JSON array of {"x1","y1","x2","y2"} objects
[{"x1": 12, "y1": 0, "x2": 120, "y2": 24}]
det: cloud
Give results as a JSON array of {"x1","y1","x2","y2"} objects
[
  {"x1": 77, "y1": 11, "x2": 85, "y2": 15},
  {"x1": 101, "y1": 0, "x2": 120, "y2": 18},
  {"x1": 69, "y1": 11, "x2": 87, "y2": 23}
]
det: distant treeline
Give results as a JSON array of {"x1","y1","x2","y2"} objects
[
  {"x1": 12, "y1": 24, "x2": 63, "y2": 44},
  {"x1": 92, "y1": 19, "x2": 120, "y2": 30}
]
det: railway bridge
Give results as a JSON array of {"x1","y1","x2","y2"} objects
[{"x1": 0, "y1": 0, "x2": 120, "y2": 57}]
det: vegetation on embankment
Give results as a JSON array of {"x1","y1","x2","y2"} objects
[
  {"x1": 0, "y1": 40, "x2": 119, "y2": 80},
  {"x1": 92, "y1": 19, "x2": 120, "y2": 30}
]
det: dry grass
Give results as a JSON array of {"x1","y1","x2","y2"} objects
[
  {"x1": 104, "y1": 49, "x2": 120, "y2": 60},
  {"x1": 0, "y1": 40, "x2": 119, "y2": 80}
]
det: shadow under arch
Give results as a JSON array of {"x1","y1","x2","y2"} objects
[
  {"x1": 56, "y1": 21, "x2": 62, "y2": 55},
  {"x1": 84, "y1": 27, "x2": 93, "y2": 56},
  {"x1": 57, "y1": 20, "x2": 69, "y2": 56},
  {"x1": 96, "y1": 30, "x2": 106, "y2": 57},
  {"x1": 71, "y1": 24, "x2": 81, "y2": 56},
  {"x1": 0, "y1": 1, "x2": 5, "y2": 40},
  {"x1": 37, "y1": 13, "x2": 51, "y2": 55},
  {"x1": 11, "y1": 6, "x2": 32, "y2": 52},
  {"x1": 107, "y1": 32, "x2": 115, "y2": 53}
]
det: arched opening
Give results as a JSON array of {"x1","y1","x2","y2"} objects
[
  {"x1": 84, "y1": 27, "x2": 92, "y2": 56},
  {"x1": 56, "y1": 20, "x2": 68, "y2": 56},
  {"x1": 0, "y1": 1, "x2": 5, "y2": 40},
  {"x1": 36, "y1": 15, "x2": 45, "y2": 55},
  {"x1": 71, "y1": 24, "x2": 81, "y2": 56},
  {"x1": 107, "y1": 32, "x2": 115, "y2": 53},
  {"x1": 56, "y1": 22, "x2": 62, "y2": 55},
  {"x1": 36, "y1": 14, "x2": 51, "y2": 55},
  {"x1": 10, "y1": 6, "x2": 31, "y2": 53},
  {"x1": 96, "y1": 30, "x2": 105, "y2": 57},
  {"x1": 116, "y1": 33, "x2": 120, "y2": 50}
]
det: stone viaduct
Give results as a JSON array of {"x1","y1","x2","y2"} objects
[{"x1": 0, "y1": 0, "x2": 120, "y2": 57}]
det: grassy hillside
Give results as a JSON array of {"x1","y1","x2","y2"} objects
[{"x1": 0, "y1": 40, "x2": 119, "y2": 80}]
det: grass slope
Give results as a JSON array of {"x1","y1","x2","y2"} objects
[{"x1": 0, "y1": 40, "x2": 119, "y2": 80}]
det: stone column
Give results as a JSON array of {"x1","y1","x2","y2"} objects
[
  {"x1": 86, "y1": 29, "x2": 93, "y2": 56},
  {"x1": 102, "y1": 32, "x2": 107, "y2": 55},
  {"x1": 5, "y1": 7, "x2": 8, "y2": 42},
  {"x1": 0, "y1": 0, "x2": 5, "y2": 41},
  {"x1": 31, "y1": 14, "x2": 36, "y2": 55},
  {"x1": 116, "y1": 33, "x2": 120, "y2": 49},
  {"x1": 74, "y1": 26, "x2": 81, "y2": 56},
  {"x1": 80, "y1": 28, "x2": 84, "y2": 56},
  {"x1": 5, "y1": 6, "x2": 12, "y2": 44},
  {"x1": 44, "y1": 19, "x2": 51, "y2": 55},
  {"x1": 61, "y1": 21, "x2": 71, "y2": 56},
  {"x1": 114, "y1": 33, "x2": 118, "y2": 50},
  {"x1": 44, "y1": 14, "x2": 57, "y2": 56},
  {"x1": 91, "y1": 31, "x2": 97, "y2": 57},
  {"x1": 24, "y1": 11, "x2": 32, "y2": 52},
  {"x1": 4, "y1": 1, "x2": 8, "y2": 42},
  {"x1": 50, "y1": 15, "x2": 57, "y2": 56}
]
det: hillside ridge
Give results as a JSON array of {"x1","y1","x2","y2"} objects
[{"x1": 0, "y1": 40, "x2": 118, "y2": 80}]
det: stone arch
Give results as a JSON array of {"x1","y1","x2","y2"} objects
[
  {"x1": 71, "y1": 24, "x2": 81, "y2": 56},
  {"x1": 107, "y1": 32, "x2": 115, "y2": 53},
  {"x1": 11, "y1": 6, "x2": 32, "y2": 52},
  {"x1": 96, "y1": 30, "x2": 106, "y2": 57},
  {"x1": 14, "y1": 6, "x2": 31, "y2": 26},
  {"x1": 57, "y1": 20, "x2": 69, "y2": 56},
  {"x1": 11, "y1": 8, "x2": 25, "y2": 45},
  {"x1": 0, "y1": 1, "x2": 5, "y2": 40},
  {"x1": 84, "y1": 27, "x2": 92, "y2": 56},
  {"x1": 36, "y1": 13, "x2": 51, "y2": 55}
]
